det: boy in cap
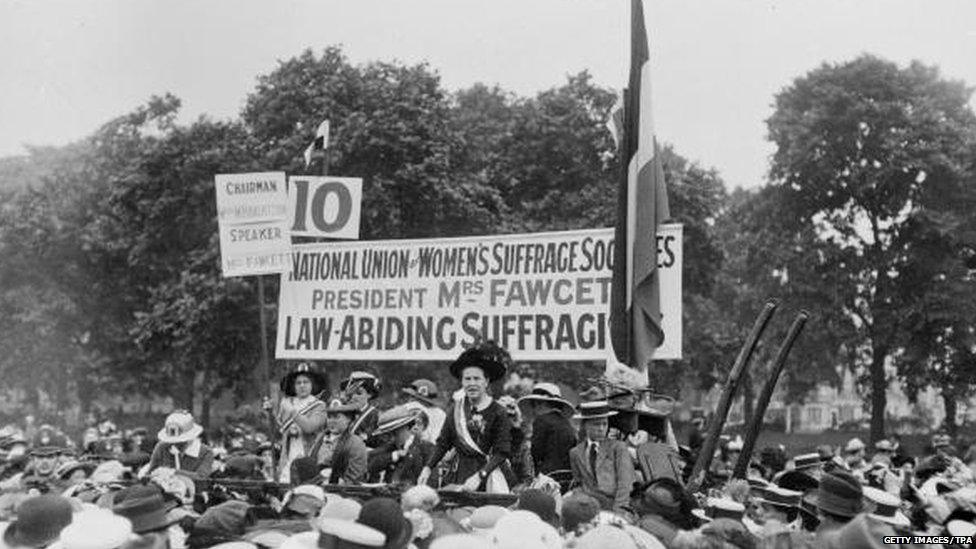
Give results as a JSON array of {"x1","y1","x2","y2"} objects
[
  {"x1": 341, "y1": 371, "x2": 382, "y2": 439},
  {"x1": 326, "y1": 399, "x2": 369, "y2": 484},
  {"x1": 568, "y1": 389, "x2": 635, "y2": 513},
  {"x1": 367, "y1": 407, "x2": 434, "y2": 485},
  {"x1": 401, "y1": 379, "x2": 446, "y2": 444}
]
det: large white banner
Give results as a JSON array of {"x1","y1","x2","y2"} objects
[
  {"x1": 214, "y1": 172, "x2": 291, "y2": 277},
  {"x1": 275, "y1": 225, "x2": 682, "y2": 361}
]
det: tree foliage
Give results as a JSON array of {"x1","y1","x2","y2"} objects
[{"x1": 766, "y1": 55, "x2": 976, "y2": 440}]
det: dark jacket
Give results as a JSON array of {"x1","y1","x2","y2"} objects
[
  {"x1": 329, "y1": 431, "x2": 367, "y2": 484},
  {"x1": 367, "y1": 437, "x2": 436, "y2": 485},
  {"x1": 427, "y1": 398, "x2": 512, "y2": 484},
  {"x1": 147, "y1": 440, "x2": 214, "y2": 478},
  {"x1": 530, "y1": 410, "x2": 577, "y2": 474}
]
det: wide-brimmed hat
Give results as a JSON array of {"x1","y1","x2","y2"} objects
[
  {"x1": 371, "y1": 407, "x2": 426, "y2": 438},
  {"x1": 3, "y1": 495, "x2": 74, "y2": 547},
  {"x1": 401, "y1": 379, "x2": 440, "y2": 406},
  {"x1": 57, "y1": 508, "x2": 134, "y2": 549},
  {"x1": 340, "y1": 371, "x2": 381, "y2": 397},
  {"x1": 816, "y1": 470, "x2": 863, "y2": 518},
  {"x1": 356, "y1": 498, "x2": 412, "y2": 549},
  {"x1": 319, "y1": 496, "x2": 363, "y2": 522},
  {"x1": 862, "y1": 487, "x2": 910, "y2": 528},
  {"x1": 448, "y1": 342, "x2": 509, "y2": 382},
  {"x1": 572, "y1": 387, "x2": 618, "y2": 420},
  {"x1": 776, "y1": 470, "x2": 819, "y2": 493},
  {"x1": 317, "y1": 518, "x2": 386, "y2": 549},
  {"x1": 755, "y1": 485, "x2": 802, "y2": 509},
  {"x1": 112, "y1": 491, "x2": 180, "y2": 534},
  {"x1": 517, "y1": 383, "x2": 573, "y2": 416},
  {"x1": 188, "y1": 500, "x2": 255, "y2": 547},
  {"x1": 792, "y1": 452, "x2": 823, "y2": 471},
  {"x1": 280, "y1": 363, "x2": 326, "y2": 397},
  {"x1": 157, "y1": 411, "x2": 203, "y2": 444},
  {"x1": 30, "y1": 426, "x2": 71, "y2": 456},
  {"x1": 56, "y1": 459, "x2": 98, "y2": 481},
  {"x1": 874, "y1": 440, "x2": 894, "y2": 452},
  {"x1": 691, "y1": 498, "x2": 745, "y2": 522},
  {"x1": 844, "y1": 438, "x2": 866, "y2": 453}
]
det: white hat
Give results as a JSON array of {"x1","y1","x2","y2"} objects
[
  {"x1": 862, "y1": 487, "x2": 910, "y2": 528},
  {"x1": 947, "y1": 520, "x2": 976, "y2": 538},
  {"x1": 57, "y1": 509, "x2": 134, "y2": 549},
  {"x1": 317, "y1": 518, "x2": 385, "y2": 547},
  {"x1": 278, "y1": 531, "x2": 318, "y2": 549},
  {"x1": 517, "y1": 383, "x2": 574, "y2": 415},
  {"x1": 845, "y1": 438, "x2": 866, "y2": 453},
  {"x1": 727, "y1": 436, "x2": 744, "y2": 452},
  {"x1": 157, "y1": 411, "x2": 203, "y2": 444},
  {"x1": 491, "y1": 511, "x2": 561, "y2": 549}
]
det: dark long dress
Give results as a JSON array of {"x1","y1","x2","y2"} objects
[{"x1": 426, "y1": 398, "x2": 512, "y2": 486}]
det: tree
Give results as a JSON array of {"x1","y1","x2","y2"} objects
[
  {"x1": 766, "y1": 55, "x2": 976, "y2": 441},
  {"x1": 242, "y1": 47, "x2": 505, "y2": 240}
]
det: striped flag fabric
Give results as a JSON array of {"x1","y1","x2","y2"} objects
[
  {"x1": 609, "y1": 0, "x2": 671, "y2": 373},
  {"x1": 303, "y1": 119, "x2": 330, "y2": 167}
]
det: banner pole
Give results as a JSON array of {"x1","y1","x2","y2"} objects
[{"x1": 257, "y1": 275, "x2": 272, "y2": 394}]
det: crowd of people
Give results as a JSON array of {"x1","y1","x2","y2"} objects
[{"x1": 0, "y1": 341, "x2": 973, "y2": 548}]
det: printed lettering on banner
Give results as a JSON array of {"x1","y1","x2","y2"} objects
[
  {"x1": 214, "y1": 172, "x2": 291, "y2": 277},
  {"x1": 275, "y1": 225, "x2": 682, "y2": 361}
]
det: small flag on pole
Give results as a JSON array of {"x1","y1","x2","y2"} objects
[
  {"x1": 609, "y1": 0, "x2": 671, "y2": 374},
  {"x1": 303, "y1": 120, "x2": 330, "y2": 167}
]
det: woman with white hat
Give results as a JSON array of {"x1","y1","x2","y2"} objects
[
  {"x1": 266, "y1": 362, "x2": 328, "y2": 483},
  {"x1": 517, "y1": 382, "x2": 575, "y2": 477},
  {"x1": 145, "y1": 411, "x2": 213, "y2": 478}
]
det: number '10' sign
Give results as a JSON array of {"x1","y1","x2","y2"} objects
[{"x1": 289, "y1": 176, "x2": 363, "y2": 239}]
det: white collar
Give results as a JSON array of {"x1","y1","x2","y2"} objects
[
  {"x1": 402, "y1": 434, "x2": 415, "y2": 452},
  {"x1": 182, "y1": 438, "x2": 202, "y2": 458}
]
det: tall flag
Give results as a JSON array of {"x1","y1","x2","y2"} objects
[
  {"x1": 609, "y1": 0, "x2": 671, "y2": 372},
  {"x1": 303, "y1": 119, "x2": 331, "y2": 167}
]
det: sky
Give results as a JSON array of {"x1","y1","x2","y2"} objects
[{"x1": 1, "y1": 0, "x2": 975, "y2": 190}]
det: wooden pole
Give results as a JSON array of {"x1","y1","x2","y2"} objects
[
  {"x1": 732, "y1": 311, "x2": 809, "y2": 479},
  {"x1": 687, "y1": 300, "x2": 778, "y2": 492},
  {"x1": 257, "y1": 276, "x2": 272, "y2": 394}
]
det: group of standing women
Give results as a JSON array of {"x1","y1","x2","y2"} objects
[{"x1": 267, "y1": 342, "x2": 518, "y2": 491}]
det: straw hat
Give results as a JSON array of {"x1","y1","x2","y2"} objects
[
  {"x1": 371, "y1": 407, "x2": 426, "y2": 438},
  {"x1": 862, "y1": 486, "x2": 910, "y2": 528},
  {"x1": 57, "y1": 508, "x2": 134, "y2": 549},
  {"x1": 340, "y1": 371, "x2": 381, "y2": 397},
  {"x1": 573, "y1": 387, "x2": 618, "y2": 420},
  {"x1": 157, "y1": 411, "x2": 203, "y2": 444},
  {"x1": 516, "y1": 383, "x2": 573, "y2": 416}
]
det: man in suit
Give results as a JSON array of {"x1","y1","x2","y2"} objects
[
  {"x1": 517, "y1": 382, "x2": 577, "y2": 476},
  {"x1": 367, "y1": 407, "x2": 434, "y2": 485},
  {"x1": 569, "y1": 392, "x2": 635, "y2": 513}
]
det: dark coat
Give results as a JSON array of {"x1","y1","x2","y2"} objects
[
  {"x1": 530, "y1": 410, "x2": 577, "y2": 474},
  {"x1": 328, "y1": 431, "x2": 367, "y2": 484},
  {"x1": 367, "y1": 437, "x2": 436, "y2": 485},
  {"x1": 427, "y1": 398, "x2": 512, "y2": 484},
  {"x1": 147, "y1": 441, "x2": 214, "y2": 478}
]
